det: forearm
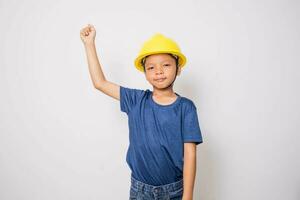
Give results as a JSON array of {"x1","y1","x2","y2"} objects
[
  {"x1": 84, "y1": 42, "x2": 107, "y2": 87},
  {"x1": 183, "y1": 143, "x2": 197, "y2": 200}
]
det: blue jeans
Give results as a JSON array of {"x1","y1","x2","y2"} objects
[{"x1": 129, "y1": 176, "x2": 183, "y2": 200}]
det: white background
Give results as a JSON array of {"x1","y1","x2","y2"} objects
[{"x1": 0, "y1": 0, "x2": 299, "y2": 199}]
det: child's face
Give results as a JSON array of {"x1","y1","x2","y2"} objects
[{"x1": 143, "y1": 53, "x2": 181, "y2": 89}]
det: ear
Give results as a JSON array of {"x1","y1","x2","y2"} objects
[{"x1": 176, "y1": 66, "x2": 181, "y2": 76}]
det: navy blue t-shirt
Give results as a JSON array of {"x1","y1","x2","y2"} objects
[{"x1": 120, "y1": 86, "x2": 203, "y2": 186}]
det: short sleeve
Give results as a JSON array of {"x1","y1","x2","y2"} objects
[
  {"x1": 120, "y1": 86, "x2": 145, "y2": 114},
  {"x1": 182, "y1": 102, "x2": 203, "y2": 145}
]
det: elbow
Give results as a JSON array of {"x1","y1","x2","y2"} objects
[
  {"x1": 93, "y1": 80, "x2": 106, "y2": 90},
  {"x1": 94, "y1": 84, "x2": 102, "y2": 90},
  {"x1": 94, "y1": 84, "x2": 100, "y2": 90}
]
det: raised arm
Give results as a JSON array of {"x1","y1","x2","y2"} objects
[{"x1": 80, "y1": 24, "x2": 120, "y2": 101}]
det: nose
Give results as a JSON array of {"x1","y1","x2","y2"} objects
[{"x1": 155, "y1": 66, "x2": 164, "y2": 75}]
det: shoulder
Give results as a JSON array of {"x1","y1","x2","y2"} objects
[
  {"x1": 179, "y1": 96, "x2": 197, "y2": 112},
  {"x1": 119, "y1": 86, "x2": 149, "y2": 114},
  {"x1": 120, "y1": 86, "x2": 148, "y2": 97},
  {"x1": 180, "y1": 96, "x2": 196, "y2": 108}
]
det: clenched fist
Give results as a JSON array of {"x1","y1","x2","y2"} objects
[{"x1": 80, "y1": 24, "x2": 96, "y2": 45}]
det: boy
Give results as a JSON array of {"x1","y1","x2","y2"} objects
[{"x1": 80, "y1": 24, "x2": 203, "y2": 200}]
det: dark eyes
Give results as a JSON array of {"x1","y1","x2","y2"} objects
[{"x1": 147, "y1": 64, "x2": 170, "y2": 70}]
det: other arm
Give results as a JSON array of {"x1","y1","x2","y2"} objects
[{"x1": 182, "y1": 143, "x2": 197, "y2": 200}]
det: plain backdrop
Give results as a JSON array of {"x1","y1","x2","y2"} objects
[{"x1": 0, "y1": 0, "x2": 299, "y2": 199}]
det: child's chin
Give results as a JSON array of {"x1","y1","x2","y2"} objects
[
  {"x1": 152, "y1": 83, "x2": 169, "y2": 89},
  {"x1": 148, "y1": 79, "x2": 171, "y2": 88}
]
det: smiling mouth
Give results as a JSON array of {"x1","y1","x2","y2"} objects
[{"x1": 155, "y1": 78, "x2": 167, "y2": 82}]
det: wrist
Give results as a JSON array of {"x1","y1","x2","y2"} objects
[{"x1": 84, "y1": 41, "x2": 95, "y2": 48}]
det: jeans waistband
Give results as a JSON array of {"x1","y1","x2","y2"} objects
[{"x1": 130, "y1": 176, "x2": 183, "y2": 193}]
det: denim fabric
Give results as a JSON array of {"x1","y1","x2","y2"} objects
[{"x1": 129, "y1": 176, "x2": 183, "y2": 200}]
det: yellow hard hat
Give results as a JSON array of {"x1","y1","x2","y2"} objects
[{"x1": 134, "y1": 33, "x2": 187, "y2": 72}]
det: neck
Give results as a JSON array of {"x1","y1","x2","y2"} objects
[{"x1": 152, "y1": 85, "x2": 176, "y2": 97}]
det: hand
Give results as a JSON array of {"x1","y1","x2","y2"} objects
[{"x1": 80, "y1": 24, "x2": 96, "y2": 45}]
